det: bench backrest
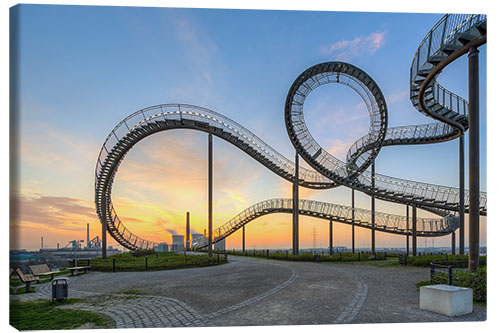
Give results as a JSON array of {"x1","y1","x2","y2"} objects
[
  {"x1": 15, "y1": 268, "x2": 30, "y2": 282},
  {"x1": 9, "y1": 268, "x2": 15, "y2": 277},
  {"x1": 29, "y1": 264, "x2": 51, "y2": 275}
]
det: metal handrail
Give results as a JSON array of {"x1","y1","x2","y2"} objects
[{"x1": 194, "y1": 198, "x2": 458, "y2": 248}]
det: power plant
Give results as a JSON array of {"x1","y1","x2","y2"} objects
[{"x1": 10, "y1": 223, "x2": 121, "y2": 270}]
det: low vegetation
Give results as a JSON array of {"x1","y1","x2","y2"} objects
[
  {"x1": 453, "y1": 266, "x2": 487, "y2": 303},
  {"x1": 82, "y1": 251, "x2": 228, "y2": 272},
  {"x1": 221, "y1": 249, "x2": 393, "y2": 262},
  {"x1": 416, "y1": 265, "x2": 486, "y2": 304},
  {"x1": 400, "y1": 254, "x2": 486, "y2": 267},
  {"x1": 10, "y1": 299, "x2": 114, "y2": 330}
]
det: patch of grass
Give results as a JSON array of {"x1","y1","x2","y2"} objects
[
  {"x1": 400, "y1": 254, "x2": 486, "y2": 268},
  {"x1": 85, "y1": 252, "x2": 228, "y2": 272},
  {"x1": 10, "y1": 286, "x2": 36, "y2": 295},
  {"x1": 9, "y1": 279, "x2": 25, "y2": 287},
  {"x1": 474, "y1": 300, "x2": 486, "y2": 307},
  {"x1": 10, "y1": 299, "x2": 114, "y2": 330},
  {"x1": 224, "y1": 250, "x2": 390, "y2": 263},
  {"x1": 415, "y1": 280, "x2": 433, "y2": 289}
]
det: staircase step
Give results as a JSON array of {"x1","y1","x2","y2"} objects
[
  {"x1": 441, "y1": 43, "x2": 461, "y2": 55},
  {"x1": 457, "y1": 33, "x2": 476, "y2": 45},
  {"x1": 476, "y1": 21, "x2": 486, "y2": 34},
  {"x1": 414, "y1": 78, "x2": 425, "y2": 85},
  {"x1": 417, "y1": 68, "x2": 432, "y2": 77},
  {"x1": 428, "y1": 55, "x2": 446, "y2": 65}
]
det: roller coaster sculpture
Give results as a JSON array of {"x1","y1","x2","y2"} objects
[{"x1": 95, "y1": 14, "x2": 486, "y2": 252}]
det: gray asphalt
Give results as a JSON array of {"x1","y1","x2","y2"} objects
[{"x1": 57, "y1": 255, "x2": 485, "y2": 325}]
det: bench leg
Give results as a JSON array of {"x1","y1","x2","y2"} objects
[
  {"x1": 26, "y1": 282, "x2": 31, "y2": 293},
  {"x1": 51, "y1": 273, "x2": 54, "y2": 280},
  {"x1": 70, "y1": 270, "x2": 74, "y2": 276}
]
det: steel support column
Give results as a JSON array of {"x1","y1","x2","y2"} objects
[
  {"x1": 185, "y1": 211, "x2": 190, "y2": 251},
  {"x1": 102, "y1": 220, "x2": 107, "y2": 259},
  {"x1": 406, "y1": 205, "x2": 409, "y2": 256},
  {"x1": 468, "y1": 46, "x2": 480, "y2": 272},
  {"x1": 371, "y1": 162, "x2": 375, "y2": 256},
  {"x1": 242, "y1": 225, "x2": 245, "y2": 252},
  {"x1": 412, "y1": 204, "x2": 417, "y2": 256},
  {"x1": 452, "y1": 231, "x2": 456, "y2": 255},
  {"x1": 459, "y1": 134, "x2": 465, "y2": 255},
  {"x1": 329, "y1": 218, "x2": 333, "y2": 256},
  {"x1": 351, "y1": 188, "x2": 355, "y2": 253},
  {"x1": 292, "y1": 151, "x2": 300, "y2": 255},
  {"x1": 208, "y1": 133, "x2": 213, "y2": 257}
]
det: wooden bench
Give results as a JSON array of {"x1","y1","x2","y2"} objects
[
  {"x1": 67, "y1": 266, "x2": 91, "y2": 276},
  {"x1": 14, "y1": 268, "x2": 40, "y2": 293},
  {"x1": 29, "y1": 264, "x2": 59, "y2": 280}
]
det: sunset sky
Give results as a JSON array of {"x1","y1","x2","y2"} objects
[{"x1": 10, "y1": 4, "x2": 487, "y2": 251}]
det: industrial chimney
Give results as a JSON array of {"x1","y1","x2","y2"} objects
[
  {"x1": 87, "y1": 223, "x2": 90, "y2": 247},
  {"x1": 41, "y1": 236, "x2": 43, "y2": 250},
  {"x1": 185, "y1": 212, "x2": 190, "y2": 250}
]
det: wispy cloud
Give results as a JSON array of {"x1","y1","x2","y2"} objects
[
  {"x1": 322, "y1": 32, "x2": 386, "y2": 61},
  {"x1": 386, "y1": 89, "x2": 408, "y2": 105}
]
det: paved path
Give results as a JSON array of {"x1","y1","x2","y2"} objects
[{"x1": 11, "y1": 255, "x2": 486, "y2": 328}]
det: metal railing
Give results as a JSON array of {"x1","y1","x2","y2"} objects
[
  {"x1": 430, "y1": 263, "x2": 453, "y2": 285},
  {"x1": 194, "y1": 198, "x2": 458, "y2": 249}
]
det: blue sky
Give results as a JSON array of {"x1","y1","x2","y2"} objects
[{"x1": 11, "y1": 4, "x2": 487, "y2": 250}]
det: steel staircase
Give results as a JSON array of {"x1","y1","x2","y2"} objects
[
  {"x1": 192, "y1": 198, "x2": 459, "y2": 249},
  {"x1": 95, "y1": 14, "x2": 486, "y2": 251}
]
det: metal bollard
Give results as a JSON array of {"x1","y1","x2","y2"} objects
[
  {"x1": 286, "y1": 250, "x2": 288, "y2": 259},
  {"x1": 358, "y1": 252, "x2": 361, "y2": 261},
  {"x1": 112, "y1": 258, "x2": 116, "y2": 272},
  {"x1": 145, "y1": 257, "x2": 148, "y2": 271},
  {"x1": 266, "y1": 249, "x2": 269, "y2": 258},
  {"x1": 448, "y1": 266, "x2": 453, "y2": 285},
  {"x1": 339, "y1": 252, "x2": 342, "y2": 262}
]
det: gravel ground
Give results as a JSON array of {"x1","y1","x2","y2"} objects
[{"x1": 11, "y1": 255, "x2": 486, "y2": 327}]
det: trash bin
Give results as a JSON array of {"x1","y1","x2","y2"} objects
[{"x1": 52, "y1": 277, "x2": 68, "y2": 302}]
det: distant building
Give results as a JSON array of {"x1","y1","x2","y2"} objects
[
  {"x1": 172, "y1": 235, "x2": 185, "y2": 252},
  {"x1": 158, "y1": 243, "x2": 169, "y2": 252}
]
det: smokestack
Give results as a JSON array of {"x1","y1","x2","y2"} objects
[
  {"x1": 57, "y1": 243, "x2": 59, "y2": 250},
  {"x1": 204, "y1": 229, "x2": 206, "y2": 237},
  {"x1": 87, "y1": 223, "x2": 90, "y2": 247},
  {"x1": 186, "y1": 212, "x2": 190, "y2": 250},
  {"x1": 41, "y1": 236, "x2": 43, "y2": 250}
]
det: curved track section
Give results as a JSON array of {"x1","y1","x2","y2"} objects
[
  {"x1": 285, "y1": 61, "x2": 486, "y2": 214},
  {"x1": 95, "y1": 14, "x2": 486, "y2": 251},
  {"x1": 192, "y1": 198, "x2": 459, "y2": 249},
  {"x1": 411, "y1": 14, "x2": 486, "y2": 132}
]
